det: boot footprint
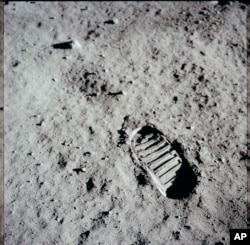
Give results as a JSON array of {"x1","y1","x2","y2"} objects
[{"x1": 129, "y1": 124, "x2": 197, "y2": 198}]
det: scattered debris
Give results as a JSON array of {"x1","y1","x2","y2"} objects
[
  {"x1": 163, "y1": 215, "x2": 169, "y2": 221},
  {"x1": 83, "y1": 151, "x2": 91, "y2": 157},
  {"x1": 172, "y1": 231, "x2": 181, "y2": 240},
  {"x1": 86, "y1": 178, "x2": 95, "y2": 192},
  {"x1": 52, "y1": 40, "x2": 81, "y2": 49},
  {"x1": 78, "y1": 231, "x2": 90, "y2": 245},
  {"x1": 36, "y1": 119, "x2": 44, "y2": 126},
  {"x1": 89, "y1": 127, "x2": 94, "y2": 135},
  {"x1": 85, "y1": 30, "x2": 100, "y2": 40},
  {"x1": 107, "y1": 91, "x2": 123, "y2": 96},
  {"x1": 72, "y1": 168, "x2": 86, "y2": 174},
  {"x1": 117, "y1": 128, "x2": 128, "y2": 146},
  {"x1": 59, "y1": 218, "x2": 64, "y2": 224},
  {"x1": 136, "y1": 172, "x2": 149, "y2": 186},
  {"x1": 155, "y1": 9, "x2": 161, "y2": 15},
  {"x1": 57, "y1": 153, "x2": 67, "y2": 169},
  {"x1": 173, "y1": 96, "x2": 178, "y2": 103},
  {"x1": 104, "y1": 19, "x2": 118, "y2": 25}
]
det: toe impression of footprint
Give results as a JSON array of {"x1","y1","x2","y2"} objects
[{"x1": 129, "y1": 124, "x2": 197, "y2": 199}]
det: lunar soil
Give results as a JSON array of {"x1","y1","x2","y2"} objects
[{"x1": 4, "y1": 1, "x2": 248, "y2": 245}]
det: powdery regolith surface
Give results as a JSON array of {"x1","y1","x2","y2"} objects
[{"x1": 4, "y1": 1, "x2": 247, "y2": 245}]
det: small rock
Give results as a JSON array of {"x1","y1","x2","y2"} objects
[
  {"x1": 104, "y1": 19, "x2": 118, "y2": 25},
  {"x1": 52, "y1": 40, "x2": 81, "y2": 50},
  {"x1": 72, "y1": 167, "x2": 86, "y2": 174},
  {"x1": 86, "y1": 178, "x2": 95, "y2": 192}
]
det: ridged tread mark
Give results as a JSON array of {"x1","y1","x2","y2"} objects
[
  {"x1": 156, "y1": 157, "x2": 181, "y2": 178},
  {"x1": 147, "y1": 147, "x2": 175, "y2": 165},
  {"x1": 139, "y1": 141, "x2": 171, "y2": 159},
  {"x1": 131, "y1": 125, "x2": 183, "y2": 196},
  {"x1": 135, "y1": 137, "x2": 158, "y2": 151},
  {"x1": 141, "y1": 140, "x2": 168, "y2": 156}
]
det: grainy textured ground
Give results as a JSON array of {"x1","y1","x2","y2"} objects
[
  {"x1": 0, "y1": 1, "x2": 4, "y2": 244},
  {"x1": 247, "y1": 3, "x2": 250, "y2": 230},
  {"x1": 4, "y1": 1, "x2": 247, "y2": 244}
]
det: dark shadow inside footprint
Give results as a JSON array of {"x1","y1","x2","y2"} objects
[
  {"x1": 166, "y1": 141, "x2": 198, "y2": 199},
  {"x1": 137, "y1": 125, "x2": 162, "y2": 136},
  {"x1": 136, "y1": 125, "x2": 162, "y2": 143}
]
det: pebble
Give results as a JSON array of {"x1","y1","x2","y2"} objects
[
  {"x1": 104, "y1": 19, "x2": 119, "y2": 25},
  {"x1": 53, "y1": 40, "x2": 81, "y2": 50},
  {"x1": 70, "y1": 40, "x2": 81, "y2": 49}
]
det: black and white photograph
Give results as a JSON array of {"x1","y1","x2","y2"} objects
[{"x1": 3, "y1": 1, "x2": 248, "y2": 244}]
